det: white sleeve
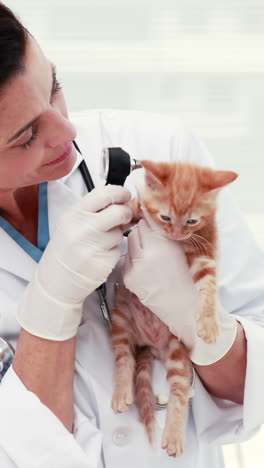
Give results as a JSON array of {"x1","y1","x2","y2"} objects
[
  {"x1": 0, "y1": 366, "x2": 102, "y2": 468},
  {"x1": 182, "y1": 128, "x2": 264, "y2": 444}
]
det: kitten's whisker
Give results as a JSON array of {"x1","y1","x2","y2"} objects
[
  {"x1": 189, "y1": 235, "x2": 207, "y2": 256},
  {"x1": 192, "y1": 233, "x2": 213, "y2": 251},
  {"x1": 189, "y1": 238, "x2": 202, "y2": 255},
  {"x1": 187, "y1": 236, "x2": 201, "y2": 255},
  {"x1": 196, "y1": 238, "x2": 208, "y2": 256},
  {"x1": 184, "y1": 238, "x2": 192, "y2": 246},
  {"x1": 183, "y1": 237, "x2": 195, "y2": 252},
  {"x1": 191, "y1": 235, "x2": 211, "y2": 254}
]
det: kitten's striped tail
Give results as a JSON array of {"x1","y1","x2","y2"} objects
[{"x1": 135, "y1": 346, "x2": 156, "y2": 444}]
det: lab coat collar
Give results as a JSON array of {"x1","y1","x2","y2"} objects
[{"x1": 0, "y1": 179, "x2": 81, "y2": 283}]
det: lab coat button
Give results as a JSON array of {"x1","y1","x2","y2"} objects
[{"x1": 112, "y1": 426, "x2": 132, "y2": 446}]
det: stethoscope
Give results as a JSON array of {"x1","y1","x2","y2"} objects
[{"x1": 74, "y1": 140, "x2": 143, "y2": 326}]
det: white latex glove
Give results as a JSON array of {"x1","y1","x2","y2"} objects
[
  {"x1": 123, "y1": 219, "x2": 238, "y2": 365},
  {"x1": 17, "y1": 185, "x2": 132, "y2": 341}
]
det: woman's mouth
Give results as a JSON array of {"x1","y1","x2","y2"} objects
[{"x1": 44, "y1": 142, "x2": 73, "y2": 166}]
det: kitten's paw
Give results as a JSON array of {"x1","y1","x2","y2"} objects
[
  {"x1": 161, "y1": 428, "x2": 184, "y2": 458},
  {"x1": 197, "y1": 315, "x2": 220, "y2": 344},
  {"x1": 111, "y1": 387, "x2": 134, "y2": 413}
]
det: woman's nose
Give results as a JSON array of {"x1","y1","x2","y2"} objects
[{"x1": 45, "y1": 109, "x2": 77, "y2": 148}]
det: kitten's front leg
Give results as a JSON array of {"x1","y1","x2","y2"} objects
[
  {"x1": 111, "y1": 305, "x2": 135, "y2": 413},
  {"x1": 188, "y1": 255, "x2": 219, "y2": 343}
]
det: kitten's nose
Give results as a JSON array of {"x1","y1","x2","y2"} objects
[{"x1": 171, "y1": 228, "x2": 184, "y2": 240}]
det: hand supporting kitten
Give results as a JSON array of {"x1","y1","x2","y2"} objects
[{"x1": 123, "y1": 218, "x2": 237, "y2": 365}]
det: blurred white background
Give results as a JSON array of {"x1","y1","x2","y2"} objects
[{"x1": 4, "y1": 1, "x2": 264, "y2": 466}]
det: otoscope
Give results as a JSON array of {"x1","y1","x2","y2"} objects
[{"x1": 100, "y1": 147, "x2": 142, "y2": 185}]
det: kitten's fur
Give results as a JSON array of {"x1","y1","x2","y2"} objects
[{"x1": 111, "y1": 161, "x2": 238, "y2": 457}]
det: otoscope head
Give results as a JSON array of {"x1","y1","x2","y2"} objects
[{"x1": 100, "y1": 147, "x2": 142, "y2": 186}]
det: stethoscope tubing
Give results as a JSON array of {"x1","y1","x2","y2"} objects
[{"x1": 73, "y1": 140, "x2": 111, "y2": 325}]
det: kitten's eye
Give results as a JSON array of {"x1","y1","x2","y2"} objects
[
  {"x1": 186, "y1": 218, "x2": 199, "y2": 226},
  {"x1": 160, "y1": 215, "x2": 171, "y2": 222}
]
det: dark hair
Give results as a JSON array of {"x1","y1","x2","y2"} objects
[{"x1": 0, "y1": 3, "x2": 28, "y2": 91}]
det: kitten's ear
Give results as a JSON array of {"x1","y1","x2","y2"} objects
[
  {"x1": 141, "y1": 160, "x2": 170, "y2": 191},
  {"x1": 202, "y1": 169, "x2": 238, "y2": 191}
]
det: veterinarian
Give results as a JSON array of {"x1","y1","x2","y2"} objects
[{"x1": 0, "y1": 3, "x2": 263, "y2": 467}]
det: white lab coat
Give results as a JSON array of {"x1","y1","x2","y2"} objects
[{"x1": 0, "y1": 109, "x2": 263, "y2": 468}]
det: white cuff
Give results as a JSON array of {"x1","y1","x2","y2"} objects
[
  {"x1": 190, "y1": 303, "x2": 238, "y2": 366},
  {"x1": 17, "y1": 270, "x2": 83, "y2": 341}
]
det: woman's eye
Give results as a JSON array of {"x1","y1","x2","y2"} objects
[
  {"x1": 160, "y1": 215, "x2": 171, "y2": 222},
  {"x1": 17, "y1": 80, "x2": 61, "y2": 151},
  {"x1": 51, "y1": 79, "x2": 62, "y2": 99},
  {"x1": 19, "y1": 128, "x2": 39, "y2": 150},
  {"x1": 186, "y1": 218, "x2": 199, "y2": 226}
]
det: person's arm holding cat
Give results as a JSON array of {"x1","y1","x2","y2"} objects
[{"x1": 194, "y1": 323, "x2": 246, "y2": 404}]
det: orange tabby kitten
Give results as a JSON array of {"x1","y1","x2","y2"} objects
[{"x1": 111, "y1": 160, "x2": 238, "y2": 457}]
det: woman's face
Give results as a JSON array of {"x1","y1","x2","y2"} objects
[{"x1": 0, "y1": 36, "x2": 78, "y2": 191}]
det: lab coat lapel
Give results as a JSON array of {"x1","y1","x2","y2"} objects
[
  {"x1": 0, "y1": 177, "x2": 81, "y2": 283},
  {"x1": 47, "y1": 179, "x2": 81, "y2": 237}
]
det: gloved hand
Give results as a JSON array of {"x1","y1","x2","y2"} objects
[
  {"x1": 17, "y1": 185, "x2": 132, "y2": 341},
  {"x1": 123, "y1": 219, "x2": 238, "y2": 365}
]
